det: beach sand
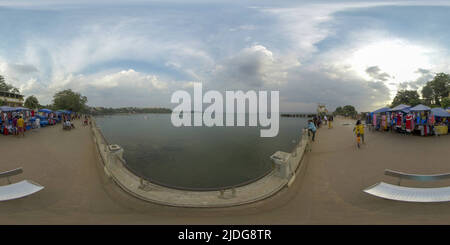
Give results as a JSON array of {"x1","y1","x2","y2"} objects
[{"x1": 0, "y1": 117, "x2": 449, "y2": 224}]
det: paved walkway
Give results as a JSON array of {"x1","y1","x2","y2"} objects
[{"x1": 0, "y1": 118, "x2": 449, "y2": 224}]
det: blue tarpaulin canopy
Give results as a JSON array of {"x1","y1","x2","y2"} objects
[
  {"x1": 431, "y1": 108, "x2": 450, "y2": 117},
  {"x1": 390, "y1": 104, "x2": 411, "y2": 112},
  {"x1": 409, "y1": 104, "x2": 431, "y2": 112},
  {"x1": 372, "y1": 107, "x2": 391, "y2": 114},
  {"x1": 0, "y1": 106, "x2": 29, "y2": 112},
  {"x1": 15, "y1": 107, "x2": 30, "y2": 111},
  {"x1": 38, "y1": 108, "x2": 53, "y2": 113},
  {"x1": 0, "y1": 106, "x2": 15, "y2": 112}
]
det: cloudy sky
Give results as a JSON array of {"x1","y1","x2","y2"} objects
[{"x1": 1, "y1": 0, "x2": 450, "y2": 112}]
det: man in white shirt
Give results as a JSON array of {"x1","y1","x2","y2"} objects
[{"x1": 35, "y1": 117, "x2": 40, "y2": 130}]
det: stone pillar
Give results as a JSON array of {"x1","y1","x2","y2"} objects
[{"x1": 270, "y1": 151, "x2": 292, "y2": 179}]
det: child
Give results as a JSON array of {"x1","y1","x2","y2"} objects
[{"x1": 353, "y1": 120, "x2": 364, "y2": 148}]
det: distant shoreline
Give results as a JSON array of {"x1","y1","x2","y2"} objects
[{"x1": 90, "y1": 107, "x2": 172, "y2": 116}]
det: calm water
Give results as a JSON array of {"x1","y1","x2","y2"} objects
[{"x1": 95, "y1": 113, "x2": 308, "y2": 190}]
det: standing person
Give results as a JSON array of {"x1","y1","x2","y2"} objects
[
  {"x1": 17, "y1": 116, "x2": 25, "y2": 137},
  {"x1": 308, "y1": 120, "x2": 317, "y2": 142},
  {"x1": 12, "y1": 116, "x2": 18, "y2": 136},
  {"x1": 35, "y1": 117, "x2": 40, "y2": 131},
  {"x1": 328, "y1": 115, "x2": 333, "y2": 129}
]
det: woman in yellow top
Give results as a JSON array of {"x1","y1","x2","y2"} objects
[
  {"x1": 353, "y1": 120, "x2": 364, "y2": 148},
  {"x1": 17, "y1": 116, "x2": 25, "y2": 137}
]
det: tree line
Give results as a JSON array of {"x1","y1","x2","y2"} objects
[
  {"x1": 333, "y1": 105, "x2": 358, "y2": 117},
  {"x1": 391, "y1": 72, "x2": 450, "y2": 108}
]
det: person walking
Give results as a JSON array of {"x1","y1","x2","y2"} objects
[
  {"x1": 328, "y1": 115, "x2": 333, "y2": 129},
  {"x1": 353, "y1": 120, "x2": 365, "y2": 148}
]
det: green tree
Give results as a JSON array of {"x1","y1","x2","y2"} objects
[
  {"x1": 334, "y1": 105, "x2": 357, "y2": 117},
  {"x1": 429, "y1": 73, "x2": 450, "y2": 106},
  {"x1": 342, "y1": 105, "x2": 357, "y2": 117},
  {"x1": 0, "y1": 75, "x2": 19, "y2": 93},
  {"x1": 24, "y1": 95, "x2": 40, "y2": 109},
  {"x1": 441, "y1": 97, "x2": 450, "y2": 109},
  {"x1": 421, "y1": 84, "x2": 433, "y2": 105},
  {"x1": 52, "y1": 89, "x2": 88, "y2": 112},
  {"x1": 391, "y1": 90, "x2": 421, "y2": 107},
  {"x1": 333, "y1": 106, "x2": 343, "y2": 116}
]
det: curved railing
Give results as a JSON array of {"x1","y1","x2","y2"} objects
[
  {"x1": 92, "y1": 119, "x2": 279, "y2": 191},
  {"x1": 90, "y1": 117, "x2": 311, "y2": 207}
]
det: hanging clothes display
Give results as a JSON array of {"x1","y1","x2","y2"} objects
[
  {"x1": 429, "y1": 113, "x2": 435, "y2": 125},
  {"x1": 396, "y1": 113, "x2": 402, "y2": 128},
  {"x1": 405, "y1": 114, "x2": 413, "y2": 132}
]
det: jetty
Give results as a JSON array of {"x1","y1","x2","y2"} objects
[{"x1": 281, "y1": 113, "x2": 316, "y2": 118}]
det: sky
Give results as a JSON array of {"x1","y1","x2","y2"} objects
[{"x1": 0, "y1": 0, "x2": 449, "y2": 112}]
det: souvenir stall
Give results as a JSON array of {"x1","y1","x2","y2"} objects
[
  {"x1": 0, "y1": 106, "x2": 15, "y2": 135},
  {"x1": 389, "y1": 104, "x2": 411, "y2": 134},
  {"x1": 57, "y1": 110, "x2": 72, "y2": 122},
  {"x1": 409, "y1": 104, "x2": 431, "y2": 136},
  {"x1": 431, "y1": 108, "x2": 450, "y2": 135},
  {"x1": 17, "y1": 107, "x2": 33, "y2": 131},
  {"x1": 371, "y1": 107, "x2": 391, "y2": 131},
  {"x1": 0, "y1": 106, "x2": 33, "y2": 135},
  {"x1": 38, "y1": 108, "x2": 55, "y2": 127}
]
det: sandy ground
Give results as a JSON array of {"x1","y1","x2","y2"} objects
[{"x1": 0, "y1": 117, "x2": 449, "y2": 224}]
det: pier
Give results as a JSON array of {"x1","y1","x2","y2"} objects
[{"x1": 281, "y1": 113, "x2": 317, "y2": 118}]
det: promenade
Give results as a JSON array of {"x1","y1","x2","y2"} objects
[{"x1": 0, "y1": 118, "x2": 449, "y2": 224}]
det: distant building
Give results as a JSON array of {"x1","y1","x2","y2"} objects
[
  {"x1": 0, "y1": 91, "x2": 24, "y2": 107},
  {"x1": 317, "y1": 103, "x2": 328, "y2": 116}
]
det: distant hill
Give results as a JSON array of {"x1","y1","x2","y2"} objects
[{"x1": 89, "y1": 106, "x2": 172, "y2": 115}]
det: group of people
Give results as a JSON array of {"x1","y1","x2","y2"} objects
[
  {"x1": 0, "y1": 115, "x2": 26, "y2": 137},
  {"x1": 0, "y1": 107, "x2": 92, "y2": 137},
  {"x1": 307, "y1": 115, "x2": 334, "y2": 142}
]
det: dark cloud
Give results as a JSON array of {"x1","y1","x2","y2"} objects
[
  {"x1": 280, "y1": 67, "x2": 391, "y2": 112},
  {"x1": 8, "y1": 64, "x2": 38, "y2": 74},
  {"x1": 365, "y1": 66, "x2": 391, "y2": 81},
  {"x1": 397, "y1": 68, "x2": 434, "y2": 90}
]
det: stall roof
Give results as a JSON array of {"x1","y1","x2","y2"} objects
[
  {"x1": 390, "y1": 104, "x2": 411, "y2": 111},
  {"x1": 431, "y1": 108, "x2": 450, "y2": 117},
  {"x1": 409, "y1": 104, "x2": 431, "y2": 111},
  {"x1": 372, "y1": 107, "x2": 391, "y2": 114},
  {"x1": 38, "y1": 108, "x2": 53, "y2": 113},
  {"x1": 0, "y1": 106, "x2": 29, "y2": 112}
]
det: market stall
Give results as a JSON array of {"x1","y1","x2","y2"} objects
[
  {"x1": 38, "y1": 108, "x2": 55, "y2": 126},
  {"x1": 431, "y1": 108, "x2": 450, "y2": 135},
  {"x1": 371, "y1": 107, "x2": 391, "y2": 131},
  {"x1": 389, "y1": 104, "x2": 411, "y2": 133},
  {"x1": 409, "y1": 104, "x2": 431, "y2": 135}
]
